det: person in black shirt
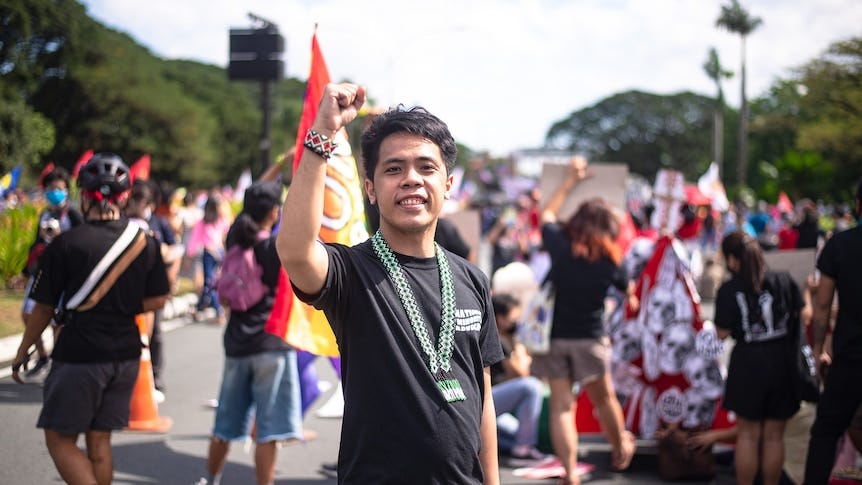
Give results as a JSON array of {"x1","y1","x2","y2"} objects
[
  {"x1": 12, "y1": 153, "x2": 170, "y2": 485},
  {"x1": 804, "y1": 179, "x2": 862, "y2": 484},
  {"x1": 435, "y1": 216, "x2": 474, "y2": 261},
  {"x1": 196, "y1": 181, "x2": 301, "y2": 485},
  {"x1": 531, "y1": 157, "x2": 636, "y2": 484},
  {"x1": 714, "y1": 230, "x2": 804, "y2": 485},
  {"x1": 793, "y1": 200, "x2": 824, "y2": 249},
  {"x1": 277, "y1": 84, "x2": 503, "y2": 484},
  {"x1": 20, "y1": 166, "x2": 84, "y2": 378}
]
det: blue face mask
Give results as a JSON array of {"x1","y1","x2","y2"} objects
[{"x1": 45, "y1": 188, "x2": 68, "y2": 206}]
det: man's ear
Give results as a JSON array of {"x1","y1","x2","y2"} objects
[{"x1": 364, "y1": 178, "x2": 376, "y2": 205}]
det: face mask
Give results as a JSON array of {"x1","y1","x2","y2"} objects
[
  {"x1": 142, "y1": 207, "x2": 153, "y2": 220},
  {"x1": 45, "y1": 189, "x2": 67, "y2": 206}
]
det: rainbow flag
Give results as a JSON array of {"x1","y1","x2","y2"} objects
[{"x1": 278, "y1": 30, "x2": 369, "y2": 357}]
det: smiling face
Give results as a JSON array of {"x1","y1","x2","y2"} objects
[{"x1": 365, "y1": 132, "x2": 452, "y2": 242}]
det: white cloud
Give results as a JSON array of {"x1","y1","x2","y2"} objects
[{"x1": 82, "y1": 0, "x2": 862, "y2": 157}]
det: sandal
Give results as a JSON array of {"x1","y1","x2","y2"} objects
[{"x1": 611, "y1": 430, "x2": 637, "y2": 471}]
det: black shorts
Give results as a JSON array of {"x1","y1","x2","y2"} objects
[
  {"x1": 38, "y1": 359, "x2": 139, "y2": 435},
  {"x1": 723, "y1": 340, "x2": 800, "y2": 421}
]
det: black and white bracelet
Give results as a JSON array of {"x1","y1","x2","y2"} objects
[{"x1": 303, "y1": 129, "x2": 337, "y2": 160}]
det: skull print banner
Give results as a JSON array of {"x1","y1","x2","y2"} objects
[{"x1": 592, "y1": 235, "x2": 735, "y2": 439}]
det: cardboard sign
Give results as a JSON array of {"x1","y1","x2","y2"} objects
[
  {"x1": 538, "y1": 162, "x2": 628, "y2": 221},
  {"x1": 441, "y1": 210, "x2": 481, "y2": 260},
  {"x1": 763, "y1": 249, "x2": 818, "y2": 289}
]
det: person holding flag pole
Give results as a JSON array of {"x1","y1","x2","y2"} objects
[{"x1": 276, "y1": 82, "x2": 504, "y2": 483}]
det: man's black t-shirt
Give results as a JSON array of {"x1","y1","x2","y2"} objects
[
  {"x1": 293, "y1": 240, "x2": 504, "y2": 484},
  {"x1": 30, "y1": 219, "x2": 170, "y2": 363},
  {"x1": 817, "y1": 225, "x2": 862, "y2": 361},
  {"x1": 542, "y1": 223, "x2": 628, "y2": 339},
  {"x1": 223, "y1": 237, "x2": 292, "y2": 357}
]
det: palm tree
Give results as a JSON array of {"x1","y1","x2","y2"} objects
[
  {"x1": 716, "y1": 0, "x2": 762, "y2": 186},
  {"x1": 703, "y1": 47, "x2": 733, "y2": 179}
]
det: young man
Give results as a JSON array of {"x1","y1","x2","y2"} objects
[
  {"x1": 20, "y1": 166, "x2": 84, "y2": 378},
  {"x1": 804, "y1": 178, "x2": 862, "y2": 484},
  {"x1": 277, "y1": 83, "x2": 503, "y2": 484},
  {"x1": 12, "y1": 153, "x2": 170, "y2": 485}
]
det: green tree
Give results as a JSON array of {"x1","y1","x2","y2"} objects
[
  {"x1": 0, "y1": 95, "x2": 55, "y2": 176},
  {"x1": 544, "y1": 90, "x2": 717, "y2": 181},
  {"x1": 716, "y1": 0, "x2": 763, "y2": 187},
  {"x1": 795, "y1": 37, "x2": 862, "y2": 198},
  {"x1": 703, "y1": 47, "x2": 734, "y2": 178},
  {"x1": 749, "y1": 37, "x2": 862, "y2": 202}
]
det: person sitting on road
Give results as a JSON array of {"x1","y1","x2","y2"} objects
[{"x1": 491, "y1": 292, "x2": 550, "y2": 466}]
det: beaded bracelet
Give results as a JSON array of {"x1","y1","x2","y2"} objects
[{"x1": 303, "y1": 129, "x2": 337, "y2": 160}]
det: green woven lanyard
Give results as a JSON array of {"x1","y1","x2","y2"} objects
[{"x1": 371, "y1": 230, "x2": 466, "y2": 403}]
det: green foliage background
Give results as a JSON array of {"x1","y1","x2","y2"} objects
[{"x1": 1, "y1": 0, "x2": 860, "y2": 204}]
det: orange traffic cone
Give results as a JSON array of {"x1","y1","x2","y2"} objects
[{"x1": 127, "y1": 313, "x2": 173, "y2": 433}]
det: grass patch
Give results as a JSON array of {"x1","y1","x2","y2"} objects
[{"x1": 0, "y1": 289, "x2": 24, "y2": 339}]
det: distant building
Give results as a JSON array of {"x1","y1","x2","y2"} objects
[{"x1": 510, "y1": 149, "x2": 575, "y2": 178}]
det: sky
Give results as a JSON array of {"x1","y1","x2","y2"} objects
[{"x1": 81, "y1": 0, "x2": 862, "y2": 157}]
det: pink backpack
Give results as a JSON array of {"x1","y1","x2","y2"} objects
[{"x1": 216, "y1": 244, "x2": 267, "y2": 311}]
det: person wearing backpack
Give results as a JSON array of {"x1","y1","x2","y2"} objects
[
  {"x1": 195, "y1": 181, "x2": 302, "y2": 485},
  {"x1": 20, "y1": 166, "x2": 84, "y2": 379},
  {"x1": 12, "y1": 153, "x2": 170, "y2": 485}
]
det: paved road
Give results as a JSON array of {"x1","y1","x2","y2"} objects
[{"x1": 0, "y1": 313, "x2": 734, "y2": 484}]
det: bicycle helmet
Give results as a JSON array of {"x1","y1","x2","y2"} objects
[{"x1": 77, "y1": 152, "x2": 131, "y2": 199}]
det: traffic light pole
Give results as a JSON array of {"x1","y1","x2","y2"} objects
[{"x1": 260, "y1": 80, "x2": 272, "y2": 177}]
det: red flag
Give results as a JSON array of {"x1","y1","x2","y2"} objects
[
  {"x1": 72, "y1": 149, "x2": 94, "y2": 179},
  {"x1": 129, "y1": 154, "x2": 151, "y2": 183},
  {"x1": 293, "y1": 31, "x2": 331, "y2": 173},
  {"x1": 39, "y1": 162, "x2": 55, "y2": 188},
  {"x1": 777, "y1": 191, "x2": 793, "y2": 214}
]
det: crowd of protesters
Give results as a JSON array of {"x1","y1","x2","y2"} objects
[{"x1": 4, "y1": 135, "x2": 861, "y2": 483}]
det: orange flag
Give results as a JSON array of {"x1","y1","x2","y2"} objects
[
  {"x1": 279, "y1": 30, "x2": 369, "y2": 357},
  {"x1": 129, "y1": 154, "x2": 151, "y2": 183}
]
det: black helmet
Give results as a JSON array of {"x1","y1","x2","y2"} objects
[{"x1": 77, "y1": 152, "x2": 131, "y2": 197}]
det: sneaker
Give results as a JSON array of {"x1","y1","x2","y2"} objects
[
  {"x1": 319, "y1": 462, "x2": 337, "y2": 479},
  {"x1": 25, "y1": 356, "x2": 50, "y2": 378},
  {"x1": 191, "y1": 479, "x2": 208, "y2": 485},
  {"x1": 506, "y1": 447, "x2": 553, "y2": 467},
  {"x1": 152, "y1": 389, "x2": 166, "y2": 404}
]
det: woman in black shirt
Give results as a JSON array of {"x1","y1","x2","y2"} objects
[
  {"x1": 714, "y1": 230, "x2": 804, "y2": 485},
  {"x1": 531, "y1": 157, "x2": 636, "y2": 484}
]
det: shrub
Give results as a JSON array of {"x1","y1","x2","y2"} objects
[{"x1": 0, "y1": 204, "x2": 39, "y2": 287}]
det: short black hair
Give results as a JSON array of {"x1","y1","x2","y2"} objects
[
  {"x1": 359, "y1": 105, "x2": 457, "y2": 181},
  {"x1": 492, "y1": 293, "x2": 520, "y2": 320},
  {"x1": 41, "y1": 167, "x2": 70, "y2": 188}
]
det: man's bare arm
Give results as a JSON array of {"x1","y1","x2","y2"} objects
[
  {"x1": 479, "y1": 367, "x2": 500, "y2": 485},
  {"x1": 810, "y1": 273, "x2": 836, "y2": 375},
  {"x1": 276, "y1": 83, "x2": 366, "y2": 295}
]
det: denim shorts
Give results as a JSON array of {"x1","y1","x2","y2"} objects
[
  {"x1": 38, "y1": 359, "x2": 139, "y2": 434},
  {"x1": 213, "y1": 349, "x2": 302, "y2": 443}
]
